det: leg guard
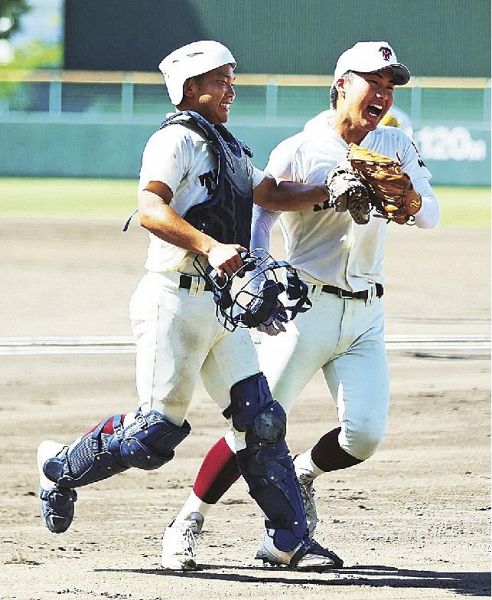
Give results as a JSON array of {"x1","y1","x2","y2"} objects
[
  {"x1": 224, "y1": 373, "x2": 307, "y2": 552},
  {"x1": 44, "y1": 410, "x2": 190, "y2": 489}
]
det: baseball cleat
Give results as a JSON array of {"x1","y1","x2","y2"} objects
[
  {"x1": 161, "y1": 514, "x2": 203, "y2": 571},
  {"x1": 293, "y1": 454, "x2": 318, "y2": 537},
  {"x1": 255, "y1": 532, "x2": 343, "y2": 571},
  {"x1": 183, "y1": 511, "x2": 204, "y2": 536},
  {"x1": 299, "y1": 478, "x2": 318, "y2": 538},
  {"x1": 37, "y1": 440, "x2": 77, "y2": 533}
]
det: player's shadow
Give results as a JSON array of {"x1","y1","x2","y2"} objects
[{"x1": 96, "y1": 564, "x2": 491, "y2": 597}]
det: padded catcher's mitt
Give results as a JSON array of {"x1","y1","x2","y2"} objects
[
  {"x1": 324, "y1": 166, "x2": 371, "y2": 225},
  {"x1": 347, "y1": 144, "x2": 422, "y2": 224}
]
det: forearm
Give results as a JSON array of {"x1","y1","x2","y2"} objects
[
  {"x1": 251, "y1": 205, "x2": 279, "y2": 251},
  {"x1": 412, "y1": 179, "x2": 440, "y2": 229},
  {"x1": 275, "y1": 181, "x2": 327, "y2": 211},
  {"x1": 138, "y1": 188, "x2": 245, "y2": 276},
  {"x1": 254, "y1": 176, "x2": 327, "y2": 211},
  {"x1": 138, "y1": 189, "x2": 215, "y2": 256}
]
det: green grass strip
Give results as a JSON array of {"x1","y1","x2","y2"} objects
[{"x1": 0, "y1": 178, "x2": 490, "y2": 228}]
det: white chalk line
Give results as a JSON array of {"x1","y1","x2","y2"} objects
[{"x1": 0, "y1": 335, "x2": 489, "y2": 356}]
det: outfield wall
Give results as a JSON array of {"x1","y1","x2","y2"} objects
[
  {"x1": 0, "y1": 75, "x2": 490, "y2": 185},
  {"x1": 0, "y1": 119, "x2": 489, "y2": 185}
]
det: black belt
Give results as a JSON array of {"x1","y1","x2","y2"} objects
[
  {"x1": 320, "y1": 283, "x2": 384, "y2": 300},
  {"x1": 179, "y1": 274, "x2": 214, "y2": 292}
]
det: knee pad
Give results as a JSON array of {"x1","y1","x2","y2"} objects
[
  {"x1": 225, "y1": 372, "x2": 287, "y2": 453},
  {"x1": 44, "y1": 410, "x2": 190, "y2": 489},
  {"x1": 225, "y1": 374, "x2": 307, "y2": 551},
  {"x1": 113, "y1": 410, "x2": 191, "y2": 469},
  {"x1": 224, "y1": 373, "x2": 278, "y2": 433}
]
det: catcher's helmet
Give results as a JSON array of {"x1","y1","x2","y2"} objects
[
  {"x1": 159, "y1": 41, "x2": 236, "y2": 105},
  {"x1": 194, "y1": 249, "x2": 311, "y2": 332}
]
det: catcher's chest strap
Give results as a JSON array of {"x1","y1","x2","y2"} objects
[{"x1": 320, "y1": 283, "x2": 384, "y2": 300}]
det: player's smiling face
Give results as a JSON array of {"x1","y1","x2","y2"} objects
[
  {"x1": 181, "y1": 64, "x2": 236, "y2": 125},
  {"x1": 338, "y1": 69, "x2": 395, "y2": 139}
]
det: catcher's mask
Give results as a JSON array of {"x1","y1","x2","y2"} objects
[{"x1": 193, "y1": 248, "x2": 312, "y2": 332}]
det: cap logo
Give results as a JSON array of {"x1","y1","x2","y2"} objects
[{"x1": 379, "y1": 46, "x2": 392, "y2": 61}]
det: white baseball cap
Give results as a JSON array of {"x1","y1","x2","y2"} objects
[
  {"x1": 333, "y1": 41, "x2": 410, "y2": 85},
  {"x1": 158, "y1": 40, "x2": 236, "y2": 105}
]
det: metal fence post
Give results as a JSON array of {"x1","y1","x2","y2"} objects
[
  {"x1": 266, "y1": 76, "x2": 278, "y2": 119},
  {"x1": 484, "y1": 85, "x2": 491, "y2": 125},
  {"x1": 121, "y1": 74, "x2": 134, "y2": 117},
  {"x1": 48, "y1": 73, "x2": 62, "y2": 116},
  {"x1": 410, "y1": 82, "x2": 422, "y2": 127}
]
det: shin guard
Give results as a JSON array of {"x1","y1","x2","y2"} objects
[
  {"x1": 225, "y1": 374, "x2": 307, "y2": 551},
  {"x1": 44, "y1": 410, "x2": 190, "y2": 488}
]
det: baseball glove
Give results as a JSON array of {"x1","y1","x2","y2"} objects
[
  {"x1": 347, "y1": 144, "x2": 422, "y2": 224},
  {"x1": 324, "y1": 166, "x2": 371, "y2": 225}
]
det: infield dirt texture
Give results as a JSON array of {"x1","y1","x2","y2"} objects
[{"x1": 0, "y1": 217, "x2": 490, "y2": 599}]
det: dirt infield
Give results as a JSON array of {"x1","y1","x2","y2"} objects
[{"x1": 0, "y1": 218, "x2": 490, "y2": 600}]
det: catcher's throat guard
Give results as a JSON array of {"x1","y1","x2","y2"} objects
[{"x1": 193, "y1": 248, "x2": 311, "y2": 332}]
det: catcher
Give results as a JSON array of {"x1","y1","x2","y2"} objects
[
  {"x1": 36, "y1": 40, "x2": 343, "y2": 572},
  {"x1": 160, "y1": 41, "x2": 439, "y2": 570}
]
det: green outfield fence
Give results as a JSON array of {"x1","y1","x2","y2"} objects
[{"x1": 0, "y1": 71, "x2": 490, "y2": 184}]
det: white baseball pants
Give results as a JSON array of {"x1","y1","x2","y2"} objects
[
  {"x1": 129, "y1": 271, "x2": 260, "y2": 435},
  {"x1": 258, "y1": 288, "x2": 390, "y2": 461}
]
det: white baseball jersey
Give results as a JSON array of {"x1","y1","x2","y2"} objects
[
  {"x1": 264, "y1": 117, "x2": 439, "y2": 291},
  {"x1": 249, "y1": 118, "x2": 439, "y2": 461},
  {"x1": 132, "y1": 118, "x2": 266, "y2": 438},
  {"x1": 138, "y1": 122, "x2": 265, "y2": 275}
]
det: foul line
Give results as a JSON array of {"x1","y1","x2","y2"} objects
[{"x1": 0, "y1": 335, "x2": 489, "y2": 356}]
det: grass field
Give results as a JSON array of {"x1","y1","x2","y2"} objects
[{"x1": 0, "y1": 177, "x2": 490, "y2": 228}]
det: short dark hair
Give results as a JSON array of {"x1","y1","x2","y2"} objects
[
  {"x1": 190, "y1": 73, "x2": 206, "y2": 85},
  {"x1": 330, "y1": 71, "x2": 356, "y2": 109},
  {"x1": 329, "y1": 85, "x2": 338, "y2": 109},
  {"x1": 177, "y1": 73, "x2": 208, "y2": 108}
]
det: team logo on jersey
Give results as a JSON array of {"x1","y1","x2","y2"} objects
[
  {"x1": 411, "y1": 142, "x2": 427, "y2": 168},
  {"x1": 379, "y1": 46, "x2": 392, "y2": 61},
  {"x1": 199, "y1": 169, "x2": 218, "y2": 194}
]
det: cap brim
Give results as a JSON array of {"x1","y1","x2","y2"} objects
[
  {"x1": 370, "y1": 64, "x2": 410, "y2": 85},
  {"x1": 389, "y1": 64, "x2": 410, "y2": 85}
]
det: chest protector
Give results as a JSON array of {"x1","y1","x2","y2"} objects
[{"x1": 159, "y1": 111, "x2": 254, "y2": 248}]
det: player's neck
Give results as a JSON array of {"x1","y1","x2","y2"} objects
[
  {"x1": 330, "y1": 112, "x2": 370, "y2": 145},
  {"x1": 333, "y1": 122, "x2": 366, "y2": 145}
]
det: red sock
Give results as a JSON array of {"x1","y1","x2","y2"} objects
[
  {"x1": 83, "y1": 414, "x2": 126, "y2": 437},
  {"x1": 193, "y1": 436, "x2": 241, "y2": 504}
]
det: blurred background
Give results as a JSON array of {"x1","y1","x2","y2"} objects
[{"x1": 0, "y1": 0, "x2": 490, "y2": 184}]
